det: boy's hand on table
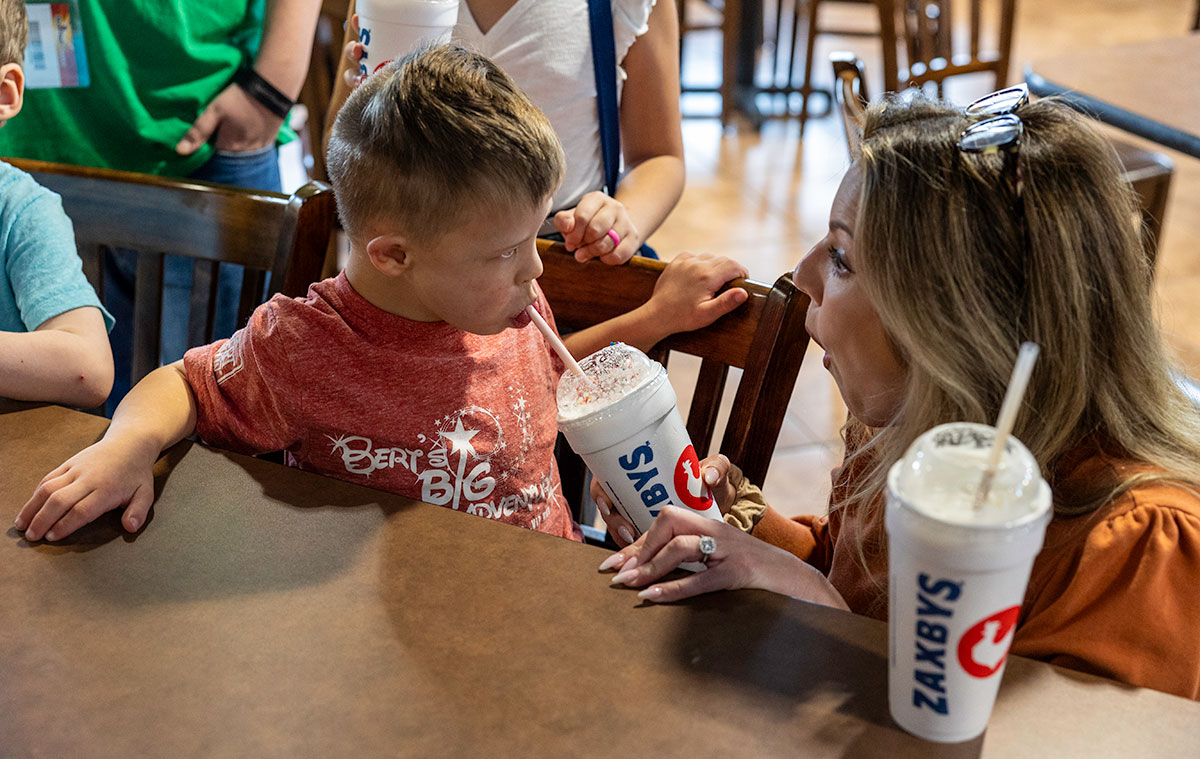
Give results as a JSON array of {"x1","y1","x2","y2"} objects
[
  {"x1": 15, "y1": 437, "x2": 157, "y2": 542},
  {"x1": 554, "y1": 192, "x2": 640, "y2": 265},
  {"x1": 644, "y1": 251, "x2": 748, "y2": 334},
  {"x1": 176, "y1": 83, "x2": 286, "y2": 156}
]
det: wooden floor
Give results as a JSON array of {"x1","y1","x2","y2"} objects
[{"x1": 650, "y1": 0, "x2": 1200, "y2": 517}]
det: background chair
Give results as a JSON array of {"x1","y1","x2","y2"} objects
[
  {"x1": 536, "y1": 239, "x2": 811, "y2": 537},
  {"x1": 829, "y1": 53, "x2": 1174, "y2": 266},
  {"x1": 8, "y1": 158, "x2": 336, "y2": 389}
]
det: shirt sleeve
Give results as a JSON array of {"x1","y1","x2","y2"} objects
[
  {"x1": 1012, "y1": 497, "x2": 1200, "y2": 700},
  {"x1": 182, "y1": 298, "x2": 300, "y2": 456},
  {"x1": 722, "y1": 463, "x2": 836, "y2": 572},
  {"x1": 613, "y1": 0, "x2": 655, "y2": 79},
  {"x1": 6, "y1": 181, "x2": 113, "y2": 332}
]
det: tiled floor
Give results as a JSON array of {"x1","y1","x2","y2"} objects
[{"x1": 289, "y1": 0, "x2": 1200, "y2": 521}]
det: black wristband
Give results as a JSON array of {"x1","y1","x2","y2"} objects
[{"x1": 234, "y1": 66, "x2": 294, "y2": 120}]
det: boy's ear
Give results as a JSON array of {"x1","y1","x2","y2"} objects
[
  {"x1": 365, "y1": 234, "x2": 411, "y2": 276},
  {"x1": 0, "y1": 63, "x2": 24, "y2": 126}
]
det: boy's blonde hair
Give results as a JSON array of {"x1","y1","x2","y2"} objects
[
  {"x1": 836, "y1": 93, "x2": 1200, "y2": 533},
  {"x1": 326, "y1": 44, "x2": 566, "y2": 244},
  {"x1": 1, "y1": 0, "x2": 27, "y2": 67}
]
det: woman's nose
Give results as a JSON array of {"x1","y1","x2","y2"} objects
[{"x1": 792, "y1": 246, "x2": 822, "y2": 304}]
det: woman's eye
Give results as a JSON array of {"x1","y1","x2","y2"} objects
[
  {"x1": 500, "y1": 247, "x2": 517, "y2": 259},
  {"x1": 827, "y1": 244, "x2": 852, "y2": 275}
]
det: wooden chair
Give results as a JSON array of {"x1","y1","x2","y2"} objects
[
  {"x1": 535, "y1": 239, "x2": 812, "y2": 531},
  {"x1": 7, "y1": 158, "x2": 336, "y2": 387},
  {"x1": 829, "y1": 53, "x2": 1174, "y2": 266}
]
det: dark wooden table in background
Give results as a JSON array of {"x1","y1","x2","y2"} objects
[
  {"x1": 2, "y1": 402, "x2": 1198, "y2": 758},
  {"x1": 1026, "y1": 34, "x2": 1200, "y2": 159}
]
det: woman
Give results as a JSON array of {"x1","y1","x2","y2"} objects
[{"x1": 594, "y1": 91, "x2": 1200, "y2": 699}]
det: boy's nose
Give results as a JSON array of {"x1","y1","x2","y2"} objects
[{"x1": 521, "y1": 242, "x2": 544, "y2": 283}]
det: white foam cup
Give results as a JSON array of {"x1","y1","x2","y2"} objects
[
  {"x1": 886, "y1": 422, "x2": 1051, "y2": 743},
  {"x1": 556, "y1": 344, "x2": 723, "y2": 546},
  {"x1": 356, "y1": 0, "x2": 459, "y2": 77}
]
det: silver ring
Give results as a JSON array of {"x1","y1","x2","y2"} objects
[{"x1": 698, "y1": 535, "x2": 716, "y2": 564}]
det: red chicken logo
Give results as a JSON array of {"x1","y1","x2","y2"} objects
[
  {"x1": 957, "y1": 606, "x2": 1020, "y2": 678},
  {"x1": 673, "y1": 445, "x2": 714, "y2": 511}
]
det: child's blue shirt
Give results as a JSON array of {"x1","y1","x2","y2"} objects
[{"x1": 0, "y1": 160, "x2": 112, "y2": 333}]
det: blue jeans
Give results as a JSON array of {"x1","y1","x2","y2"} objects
[{"x1": 105, "y1": 145, "x2": 282, "y2": 414}]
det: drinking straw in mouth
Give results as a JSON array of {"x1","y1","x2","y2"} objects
[
  {"x1": 526, "y1": 305, "x2": 587, "y2": 379},
  {"x1": 974, "y1": 342, "x2": 1040, "y2": 510}
]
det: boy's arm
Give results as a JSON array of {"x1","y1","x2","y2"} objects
[
  {"x1": 14, "y1": 361, "x2": 197, "y2": 542},
  {"x1": 0, "y1": 306, "x2": 113, "y2": 408},
  {"x1": 561, "y1": 252, "x2": 749, "y2": 358}
]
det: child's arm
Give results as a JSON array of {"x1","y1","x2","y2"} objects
[
  {"x1": 561, "y1": 252, "x2": 748, "y2": 359},
  {"x1": 555, "y1": 0, "x2": 685, "y2": 264},
  {"x1": 0, "y1": 306, "x2": 113, "y2": 408},
  {"x1": 14, "y1": 361, "x2": 198, "y2": 542}
]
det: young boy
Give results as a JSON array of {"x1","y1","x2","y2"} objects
[
  {"x1": 0, "y1": 0, "x2": 113, "y2": 408},
  {"x1": 15, "y1": 45, "x2": 748, "y2": 542}
]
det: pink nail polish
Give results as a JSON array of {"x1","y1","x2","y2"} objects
[
  {"x1": 611, "y1": 568, "x2": 638, "y2": 585},
  {"x1": 637, "y1": 587, "x2": 662, "y2": 601},
  {"x1": 598, "y1": 552, "x2": 624, "y2": 571},
  {"x1": 617, "y1": 526, "x2": 635, "y2": 545}
]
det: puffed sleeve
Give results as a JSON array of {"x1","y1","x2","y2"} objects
[
  {"x1": 182, "y1": 297, "x2": 302, "y2": 456},
  {"x1": 723, "y1": 463, "x2": 836, "y2": 572},
  {"x1": 1012, "y1": 493, "x2": 1200, "y2": 699},
  {"x1": 613, "y1": 0, "x2": 655, "y2": 78}
]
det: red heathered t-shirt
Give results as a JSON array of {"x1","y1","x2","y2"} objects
[{"x1": 182, "y1": 272, "x2": 581, "y2": 542}]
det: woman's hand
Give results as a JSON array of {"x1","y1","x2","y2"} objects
[
  {"x1": 597, "y1": 505, "x2": 850, "y2": 609},
  {"x1": 589, "y1": 453, "x2": 736, "y2": 547},
  {"x1": 554, "y1": 192, "x2": 640, "y2": 265}
]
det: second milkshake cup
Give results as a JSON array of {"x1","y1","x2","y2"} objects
[
  {"x1": 356, "y1": 0, "x2": 459, "y2": 78},
  {"x1": 556, "y1": 343, "x2": 723, "y2": 538},
  {"x1": 886, "y1": 422, "x2": 1051, "y2": 743}
]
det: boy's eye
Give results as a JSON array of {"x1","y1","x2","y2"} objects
[
  {"x1": 827, "y1": 244, "x2": 852, "y2": 275},
  {"x1": 500, "y1": 247, "x2": 517, "y2": 259}
]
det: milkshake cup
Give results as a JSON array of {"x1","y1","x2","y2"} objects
[
  {"x1": 356, "y1": 0, "x2": 459, "y2": 78},
  {"x1": 886, "y1": 422, "x2": 1051, "y2": 743},
  {"x1": 556, "y1": 343, "x2": 723, "y2": 544}
]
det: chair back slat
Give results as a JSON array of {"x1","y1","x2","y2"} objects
[
  {"x1": 132, "y1": 252, "x2": 164, "y2": 383},
  {"x1": 882, "y1": 0, "x2": 1016, "y2": 91},
  {"x1": 685, "y1": 359, "x2": 730, "y2": 459},
  {"x1": 187, "y1": 259, "x2": 220, "y2": 349},
  {"x1": 7, "y1": 158, "x2": 335, "y2": 387}
]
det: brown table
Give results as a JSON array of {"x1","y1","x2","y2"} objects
[
  {"x1": 1026, "y1": 35, "x2": 1200, "y2": 159},
  {"x1": 2, "y1": 402, "x2": 1198, "y2": 758}
]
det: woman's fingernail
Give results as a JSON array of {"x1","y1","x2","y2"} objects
[
  {"x1": 595, "y1": 497, "x2": 611, "y2": 517},
  {"x1": 617, "y1": 526, "x2": 635, "y2": 545},
  {"x1": 611, "y1": 568, "x2": 639, "y2": 585},
  {"x1": 44, "y1": 530, "x2": 56, "y2": 542},
  {"x1": 704, "y1": 467, "x2": 720, "y2": 485},
  {"x1": 637, "y1": 586, "x2": 663, "y2": 601},
  {"x1": 598, "y1": 552, "x2": 625, "y2": 571},
  {"x1": 13, "y1": 517, "x2": 25, "y2": 530},
  {"x1": 127, "y1": 517, "x2": 140, "y2": 531}
]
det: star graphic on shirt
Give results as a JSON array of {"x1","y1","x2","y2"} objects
[
  {"x1": 440, "y1": 418, "x2": 480, "y2": 458},
  {"x1": 513, "y1": 396, "x2": 527, "y2": 413}
]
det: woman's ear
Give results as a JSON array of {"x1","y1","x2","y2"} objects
[
  {"x1": 0, "y1": 63, "x2": 24, "y2": 126},
  {"x1": 365, "y1": 234, "x2": 411, "y2": 276}
]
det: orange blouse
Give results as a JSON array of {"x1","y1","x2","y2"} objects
[{"x1": 733, "y1": 445, "x2": 1200, "y2": 699}]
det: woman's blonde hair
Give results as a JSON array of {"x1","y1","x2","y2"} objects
[{"x1": 836, "y1": 93, "x2": 1200, "y2": 523}]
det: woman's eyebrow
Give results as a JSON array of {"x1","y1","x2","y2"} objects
[{"x1": 831, "y1": 220, "x2": 854, "y2": 238}]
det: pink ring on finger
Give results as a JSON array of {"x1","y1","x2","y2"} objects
[{"x1": 606, "y1": 228, "x2": 621, "y2": 249}]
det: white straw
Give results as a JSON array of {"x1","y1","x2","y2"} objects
[
  {"x1": 526, "y1": 305, "x2": 587, "y2": 378},
  {"x1": 974, "y1": 342, "x2": 1040, "y2": 510}
]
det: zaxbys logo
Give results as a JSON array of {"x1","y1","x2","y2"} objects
[
  {"x1": 910, "y1": 573, "x2": 1021, "y2": 716},
  {"x1": 911, "y1": 573, "x2": 963, "y2": 715}
]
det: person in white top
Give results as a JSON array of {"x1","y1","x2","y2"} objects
[{"x1": 329, "y1": 0, "x2": 683, "y2": 265}]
